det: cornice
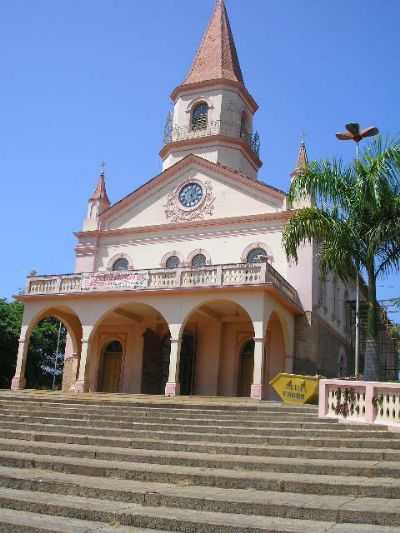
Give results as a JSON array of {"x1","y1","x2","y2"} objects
[
  {"x1": 75, "y1": 210, "x2": 293, "y2": 241},
  {"x1": 159, "y1": 134, "x2": 262, "y2": 171},
  {"x1": 16, "y1": 283, "x2": 303, "y2": 316},
  {"x1": 170, "y1": 79, "x2": 258, "y2": 113}
]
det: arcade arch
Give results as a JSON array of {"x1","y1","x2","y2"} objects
[
  {"x1": 87, "y1": 302, "x2": 171, "y2": 394},
  {"x1": 11, "y1": 305, "x2": 82, "y2": 391}
]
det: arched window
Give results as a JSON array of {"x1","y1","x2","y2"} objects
[
  {"x1": 112, "y1": 258, "x2": 129, "y2": 271},
  {"x1": 191, "y1": 102, "x2": 208, "y2": 131},
  {"x1": 246, "y1": 247, "x2": 268, "y2": 263},
  {"x1": 166, "y1": 255, "x2": 180, "y2": 269},
  {"x1": 191, "y1": 253, "x2": 207, "y2": 268}
]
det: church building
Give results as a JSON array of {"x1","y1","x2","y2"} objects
[{"x1": 12, "y1": 0, "x2": 355, "y2": 399}]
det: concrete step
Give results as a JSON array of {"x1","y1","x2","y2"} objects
[
  {"x1": 2, "y1": 424, "x2": 400, "y2": 453},
  {"x1": 0, "y1": 393, "x2": 319, "y2": 413},
  {"x1": 0, "y1": 406, "x2": 338, "y2": 426},
  {"x1": 0, "y1": 437, "x2": 400, "y2": 479},
  {"x1": 0, "y1": 412, "x2": 381, "y2": 434},
  {"x1": 0, "y1": 508, "x2": 162, "y2": 532},
  {"x1": 0, "y1": 416, "x2": 393, "y2": 442},
  {"x1": 0, "y1": 405, "x2": 323, "y2": 419},
  {"x1": 3, "y1": 428, "x2": 400, "y2": 461},
  {"x1": 1, "y1": 449, "x2": 400, "y2": 497},
  {"x1": 1, "y1": 466, "x2": 400, "y2": 526},
  {"x1": 0, "y1": 486, "x2": 399, "y2": 533},
  {"x1": 0, "y1": 391, "x2": 398, "y2": 531}
]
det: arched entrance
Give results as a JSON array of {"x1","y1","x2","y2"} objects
[
  {"x1": 89, "y1": 302, "x2": 170, "y2": 394},
  {"x1": 180, "y1": 299, "x2": 255, "y2": 397},
  {"x1": 12, "y1": 305, "x2": 82, "y2": 392},
  {"x1": 98, "y1": 340, "x2": 123, "y2": 393},
  {"x1": 25, "y1": 317, "x2": 67, "y2": 390},
  {"x1": 238, "y1": 339, "x2": 254, "y2": 397}
]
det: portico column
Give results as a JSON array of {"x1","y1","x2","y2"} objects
[
  {"x1": 165, "y1": 338, "x2": 182, "y2": 396},
  {"x1": 11, "y1": 337, "x2": 29, "y2": 390},
  {"x1": 74, "y1": 329, "x2": 93, "y2": 392},
  {"x1": 285, "y1": 353, "x2": 294, "y2": 373},
  {"x1": 250, "y1": 337, "x2": 266, "y2": 400}
]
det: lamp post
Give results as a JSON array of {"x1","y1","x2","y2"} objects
[{"x1": 335, "y1": 123, "x2": 379, "y2": 378}]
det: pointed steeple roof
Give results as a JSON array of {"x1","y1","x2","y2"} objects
[
  {"x1": 182, "y1": 0, "x2": 244, "y2": 86},
  {"x1": 291, "y1": 140, "x2": 309, "y2": 177},
  {"x1": 90, "y1": 165, "x2": 110, "y2": 207}
]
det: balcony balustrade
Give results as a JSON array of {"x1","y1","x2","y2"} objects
[
  {"x1": 24, "y1": 263, "x2": 300, "y2": 307},
  {"x1": 163, "y1": 119, "x2": 261, "y2": 157}
]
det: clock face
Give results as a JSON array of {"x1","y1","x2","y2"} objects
[{"x1": 178, "y1": 182, "x2": 203, "y2": 208}]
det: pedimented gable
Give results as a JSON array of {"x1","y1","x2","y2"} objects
[{"x1": 101, "y1": 156, "x2": 286, "y2": 231}]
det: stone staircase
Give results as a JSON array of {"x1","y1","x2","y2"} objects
[{"x1": 0, "y1": 392, "x2": 400, "y2": 532}]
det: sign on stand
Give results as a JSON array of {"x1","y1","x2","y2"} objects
[{"x1": 269, "y1": 373, "x2": 320, "y2": 405}]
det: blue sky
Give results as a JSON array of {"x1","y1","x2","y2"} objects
[{"x1": 0, "y1": 0, "x2": 399, "y2": 314}]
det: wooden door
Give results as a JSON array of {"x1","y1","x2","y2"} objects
[
  {"x1": 99, "y1": 341, "x2": 123, "y2": 393},
  {"x1": 238, "y1": 340, "x2": 254, "y2": 397}
]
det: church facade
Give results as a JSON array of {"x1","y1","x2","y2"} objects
[{"x1": 12, "y1": 0, "x2": 355, "y2": 399}]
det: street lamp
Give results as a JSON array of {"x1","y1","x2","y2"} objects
[{"x1": 336, "y1": 123, "x2": 379, "y2": 378}]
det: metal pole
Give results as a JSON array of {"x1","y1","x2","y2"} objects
[
  {"x1": 354, "y1": 141, "x2": 360, "y2": 377},
  {"x1": 53, "y1": 322, "x2": 62, "y2": 390},
  {"x1": 355, "y1": 270, "x2": 360, "y2": 377},
  {"x1": 335, "y1": 123, "x2": 379, "y2": 378}
]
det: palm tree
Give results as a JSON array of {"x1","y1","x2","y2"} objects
[{"x1": 283, "y1": 137, "x2": 400, "y2": 380}]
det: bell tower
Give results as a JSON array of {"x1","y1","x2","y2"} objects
[{"x1": 160, "y1": 0, "x2": 262, "y2": 179}]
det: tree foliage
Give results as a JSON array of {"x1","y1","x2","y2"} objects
[
  {"x1": 283, "y1": 137, "x2": 400, "y2": 379},
  {"x1": 0, "y1": 299, "x2": 66, "y2": 389},
  {"x1": 0, "y1": 299, "x2": 23, "y2": 388}
]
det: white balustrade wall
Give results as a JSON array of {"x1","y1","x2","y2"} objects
[{"x1": 319, "y1": 379, "x2": 400, "y2": 428}]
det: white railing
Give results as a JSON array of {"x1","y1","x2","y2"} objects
[
  {"x1": 24, "y1": 263, "x2": 300, "y2": 305},
  {"x1": 319, "y1": 379, "x2": 400, "y2": 428},
  {"x1": 164, "y1": 119, "x2": 261, "y2": 157}
]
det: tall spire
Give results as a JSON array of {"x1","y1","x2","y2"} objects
[
  {"x1": 291, "y1": 140, "x2": 309, "y2": 178},
  {"x1": 90, "y1": 163, "x2": 110, "y2": 206},
  {"x1": 182, "y1": 0, "x2": 244, "y2": 86}
]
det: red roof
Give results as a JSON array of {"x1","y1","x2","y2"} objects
[
  {"x1": 91, "y1": 173, "x2": 110, "y2": 206},
  {"x1": 182, "y1": 0, "x2": 244, "y2": 86}
]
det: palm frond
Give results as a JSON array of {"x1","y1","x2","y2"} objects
[
  {"x1": 288, "y1": 159, "x2": 354, "y2": 212},
  {"x1": 283, "y1": 207, "x2": 357, "y2": 279}
]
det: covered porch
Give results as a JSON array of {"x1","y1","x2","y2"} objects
[{"x1": 12, "y1": 263, "x2": 302, "y2": 400}]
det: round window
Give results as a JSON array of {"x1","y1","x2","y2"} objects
[
  {"x1": 112, "y1": 258, "x2": 129, "y2": 271},
  {"x1": 191, "y1": 253, "x2": 207, "y2": 268},
  {"x1": 166, "y1": 255, "x2": 180, "y2": 269}
]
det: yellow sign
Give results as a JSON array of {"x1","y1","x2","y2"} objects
[{"x1": 269, "y1": 373, "x2": 320, "y2": 405}]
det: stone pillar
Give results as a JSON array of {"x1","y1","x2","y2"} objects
[
  {"x1": 74, "y1": 338, "x2": 91, "y2": 393},
  {"x1": 250, "y1": 337, "x2": 265, "y2": 400},
  {"x1": 63, "y1": 353, "x2": 80, "y2": 392},
  {"x1": 285, "y1": 353, "x2": 294, "y2": 373},
  {"x1": 62, "y1": 334, "x2": 80, "y2": 392},
  {"x1": 165, "y1": 338, "x2": 182, "y2": 396},
  {"x1": 11, "y1": 337, "x2": 29, "y2": 390}
]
